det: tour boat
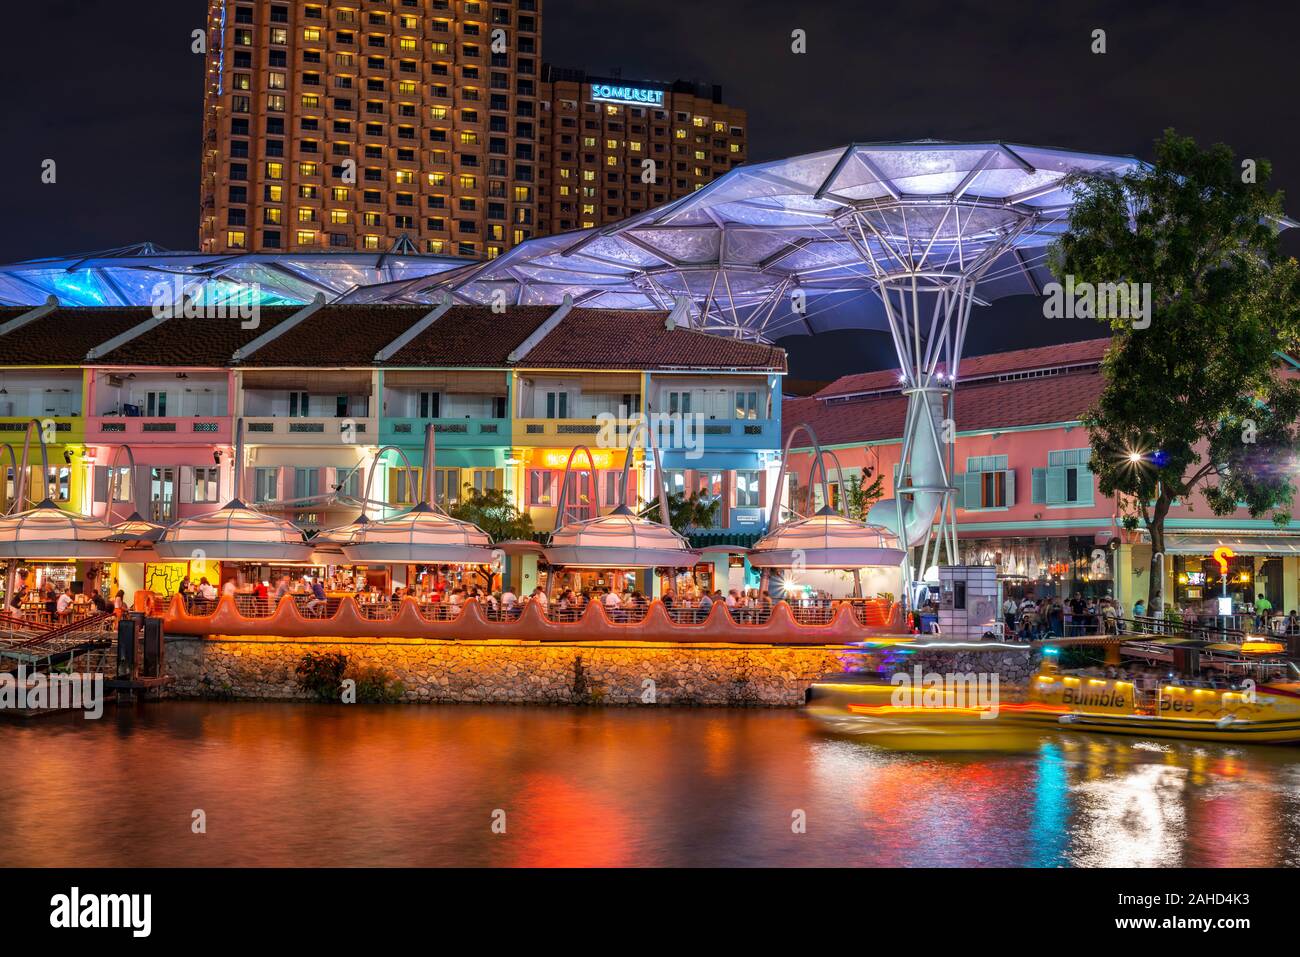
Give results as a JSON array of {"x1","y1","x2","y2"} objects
[
  {"x1": 804, "y1": 673, "x2": 1045, "y2": 751},
  {"x1": 806, "y1": 660, "x2": 1300, "y2": 747},
  {"x1": 1008, "y1": 661, "x2": 1300, "y2": 743}
]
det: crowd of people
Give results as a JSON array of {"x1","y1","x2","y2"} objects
[
  {"x1": 1001, "y1": 591, "x2": 1125, "y2": 639},
  {"x1": 7, "y1": 571, "x2": 125, "y2": 625}
]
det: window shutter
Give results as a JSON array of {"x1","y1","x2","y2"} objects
[
  {"x1": 954, "y1": 473, "x2": 972, "y2": 509},
  {"x1": 134, "y1": 466, "x2": 152, "y2": 514},
  {"x1": 179, "y1": 467, "x2": 194, "y2": 504},
  {"x1": 93, "y1": 466, "x2": 108, "y2": 506},
  {"x1": 1032, "y1": 468, "x2": 1047, "y2": 504},
  {"x1": 1004, "y1": 469, "x2": 1015, "y2": 507},
  {"x1": 1045, "y1": 466, "x2": 1066, "y2": 505},
  {"x1": 1076, "y1": 464, "x2": 1096, "y2": 506}
]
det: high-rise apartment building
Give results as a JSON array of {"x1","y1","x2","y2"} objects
[
  {"x1": 200, "y1": 1, "x2": 746, "y2": 258},
  {"x1": 201, "y1": 0, "x2": 544, "y2": 259},
  {"x1": 538, "y1": 67, "x2": 747, "y2": 233}
]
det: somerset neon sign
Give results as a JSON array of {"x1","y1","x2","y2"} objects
[{"x1": 590, "y1": 83, "x2": 665, "y2": 107}]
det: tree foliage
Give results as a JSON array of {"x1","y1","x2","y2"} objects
[
  {"x1": 448, "y1": 485, "x2": 534, "y2": 542},
  {"x1": 640, "y1": 489, "x2": 720, "y2": 533},
  {"x1": 841, "y1": 468, "x2": 885, "y2": 520},
  {"x1": 1052, "y1": 130, "x2": 1300, "y2": 601}
]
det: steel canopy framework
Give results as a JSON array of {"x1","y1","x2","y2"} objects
[
  {"x1": 422, "y1": 141, "x2": 1144, "y2": 596},
  {"x1": 420, "y1": 141, "x2": 1145, "y2": 341}
]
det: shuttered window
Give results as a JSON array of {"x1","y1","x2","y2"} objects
[
  {"x1": 1033, "y1": 448, "x2": 1095, "y2": 506},
  {"x1": 956, "y1": 455, "x2": 1013, "y2": 509}
]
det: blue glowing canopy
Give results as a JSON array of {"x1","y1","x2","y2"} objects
[{"x1": 0, "y1": 242, "x2": 475, "y2": 308}]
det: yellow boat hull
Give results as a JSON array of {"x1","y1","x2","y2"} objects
[{"x1": 805, "y1": 672, "x2": 1300, "y2": 748}]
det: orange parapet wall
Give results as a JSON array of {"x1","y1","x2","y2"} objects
[{"x1": 162, "y1": 595, "x2": 905, "y2": 645}]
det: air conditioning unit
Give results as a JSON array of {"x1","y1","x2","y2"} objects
[{"x1": 107, "y1": 375, "x2": 125, "y2": 388}]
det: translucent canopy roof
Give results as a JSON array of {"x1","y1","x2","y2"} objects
[
  {"x1": 108, "y1": 511, "x2": 168, "y2": 544},
  {"x1": 0, "y1": 500, "x2": 123, "y2": 560},
  {"x1": 545, "y1": 505, "x2": 697, "y2": 569},
  {"x1": 340, "y1": 502, "x2": 497, "y2": 565},
  {"x1": 155, "y1": 499, "x2": 313, "y2": 562},
  {"x1": 0, "y1": 242, "x2": 475, "y2": 307},
  {"x1": 748, "y1": 507, "x2": 906, "y2": 570},
  {"x1": 420, "y1": 141, "x2": 1146, "y2": 340}
]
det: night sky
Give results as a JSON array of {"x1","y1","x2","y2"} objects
[{"x1": 2, "y1": 0, "x2": 1297, "y2": 381}]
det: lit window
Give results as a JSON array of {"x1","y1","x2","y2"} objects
[
  {"x1": 331, "y1": 187, "x2": 349, "y2": 201},
  {"x1": 265, "y1": 162, "x2": 284, "y2": 179},
  {"x1": 394, "y1": 170, "x2": 413, "y2": 184},
  {"x1": 296, "y1": 230, "x2": 316, "y2": 245},
  {"x1": 227, "y1": 230, "x2": 247, "y2": 248},
  {"x1": 267, "y1": 94, "x2": 285, "y2": 111},
  {"x1": 298, "y1": 162, "x2": 318, "y2": 177},
  {"x1": 330, "y1": 210, "x2": 349, "y2": 224},
  {"x1": 362, "y1": 234, "x2": 380, "y2": 250},
  {"x1": 304, "y1": 28, "x2": 322, "y2": 41}
]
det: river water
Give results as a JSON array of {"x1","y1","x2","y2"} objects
[{"x1": 4, "y1": 702, "x2": 1300, "y2": 867}]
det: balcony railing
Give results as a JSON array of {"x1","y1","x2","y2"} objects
[
  {"x1": 242, "y1": 417, "x2": 374, "y2": 442},
  {"x1": 89, "y1": 416, "x2": 230, "y2": 439},
  {"x1": 382, "y1": 417, "x2": 508, "y2": 441}
]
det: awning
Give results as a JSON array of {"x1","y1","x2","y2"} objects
[{"x1": 1162, "y1": 534, "x2": 1300, "y2": 556}]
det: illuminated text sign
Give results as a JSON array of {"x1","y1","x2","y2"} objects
[{"x1": 590, "y1": 84, "x2": 665, "y2": 107}]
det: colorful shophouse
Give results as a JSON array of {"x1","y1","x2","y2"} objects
[{"x1": 784, "y1": 338, "x2": 1300, "y2": 616}]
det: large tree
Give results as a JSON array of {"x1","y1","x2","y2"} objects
[{"x1": 1053, "y1": 130, "x2": 1300, "y2": 606}]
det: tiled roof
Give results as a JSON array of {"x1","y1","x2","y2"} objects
[
  {"x1": 520, "y1": 308, "x2": 787, "y2": 371},
  {"x1": 383, "y1": 305, "x2": 555, "y2": 366},
  {"x1": 786, "y1": 369, "x2": 1105, "y2": 447},
  {"x1": 0, "y1": 304, "x2": 788, "y2": 373},
  {"x1": 95, "y1": 307, "x2": 302, "y2": 366},
  {"x1": 814, "y1": 337, "x2": 1111, "y2": 398},
  {"x1": 0, "y1": 308, "x2": 153, "y2": 366},
  {"x1": 238, "y1": 305, "x2": 432, "y2": 367}
]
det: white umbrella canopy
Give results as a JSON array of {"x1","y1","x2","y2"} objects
[
  {"x1": 747, "y1": 506, "x2": 905, "y2": 570},
  {"x1": 0, "y1": 499, "x2": 123, "y2": 560},
  {"x1": 154, "y1": 498, "x2": 313, "y2": 562},
  {"x1": 340, "y1": 502, "x2": 497, "y2": 565},
  {"x1": 544, "y1": 505, "x2": 697, "y2": 569}
]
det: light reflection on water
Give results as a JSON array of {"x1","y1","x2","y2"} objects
[{"x1": 3, "y1": 702, "x2": 1300, "y2": 867}]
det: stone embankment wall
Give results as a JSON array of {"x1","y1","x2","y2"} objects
[
  {"x1": 882, "y1": 647, "x2": 1040, "y2": 700},
  {"x1": 165, "y1": 635, "x2": 853, "y2": 706}
]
